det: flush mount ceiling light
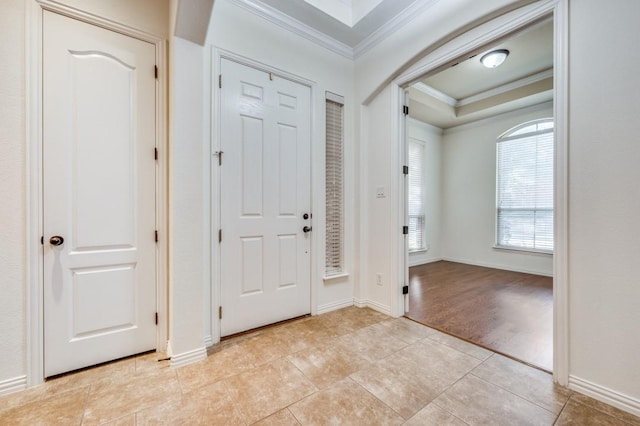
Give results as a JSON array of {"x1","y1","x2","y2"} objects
[{"x1": 480, "y1": 49, "x2": 510, "y2": 68}]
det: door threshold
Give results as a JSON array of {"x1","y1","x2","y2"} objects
[{"x1": 220, "y1": 314, "x2": 311, "y2": 342}]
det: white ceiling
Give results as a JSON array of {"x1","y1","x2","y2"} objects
[{"x1": 409, "y1": 20, "x2": 554, "y2": 129}]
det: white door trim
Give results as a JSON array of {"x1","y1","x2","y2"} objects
[
  {"x1": 26, "y1": 0, "x2": 168, "y2": 386},
  {"x1": 209, "y1": 48, "x2": 318, "y2": 345},
  {"x1": 390, "y1": 0, "x2": 569, "y2": 385}
]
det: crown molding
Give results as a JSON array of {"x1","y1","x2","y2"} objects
[
  {"x1": 412, "y1": 67, "x2": 553, "y2": 110},
  {"x1": 457, "y1": 68, "x2": 553, "y2": 106},
  {"x1": 412, "y1": 82, "x2": 457, "y2": 106},
  {"x1": 353, "y1": 0, "x2": 440, "y2": 59},
  {"x1": 227, "y1": 0, "x2": 354, "y2": 59},
  {"x1": 226, "y1": 0, "x2": 443, "y2": 61},
  {"x1": 443, "y1": 100, "x2": 553, "y2": 134}
]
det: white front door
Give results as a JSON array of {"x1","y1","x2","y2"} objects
[
  {"x1": 219, "y1": 59, "x2": 312, "y2": 336},
  {"x1": 43, "y1": 11, "x2": 157, "y2": 377}
]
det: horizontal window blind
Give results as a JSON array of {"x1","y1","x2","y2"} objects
[
  {"x1": 497, "y1": 119, "x2": 554, "y2": 251},
  {"x1": 408, "y1": 139, "x2": 425, "y2": 251},
  {"x1": 325, "y1": 97, "x2": 344, "y2": 275}
]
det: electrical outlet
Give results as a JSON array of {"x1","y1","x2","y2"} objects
[
  {"x1": 376, "y1": 273, "x2": 383, "y2": 286},
  {"x1": 376, "y1": 186, "x2": 386, "y2": 198}
]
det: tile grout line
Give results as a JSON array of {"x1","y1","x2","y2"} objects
[{"x1": 466, "y1": 373, "x2": 557, "y2": 417}]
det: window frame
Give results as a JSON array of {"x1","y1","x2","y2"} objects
[
  {"x1": 495, "y1": 118, "x2": 554, "y2": 255},
  {"x1": 407, "y1": 137, "x2": 427, "y2": 253},
  {"x1": 324, "y1": 92, "x2": 346, "y2": 277}
]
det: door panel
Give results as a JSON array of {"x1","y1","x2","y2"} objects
[
  {"x1": 220, "y1": 59, "x2": 311, "y2": 336},
  {"x1": 43, "y1": 11, "x2": 156, "y2": 377}
]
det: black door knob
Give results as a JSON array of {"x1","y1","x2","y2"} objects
[
  {"x1": 303, "y1": 213, "x2": 309, "y2": 220},
  {"x1": 49, "y1": 236, "x2": 64, "y2": 246},
  {"x1": 303, "y1": 226, "x2": 312, "y2": 233}
]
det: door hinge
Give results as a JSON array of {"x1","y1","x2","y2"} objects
[
  {"x1": 403, "y1": 105, "x2": 409, "y2": 115},
  {"x1": 154, "y1": 65, "x2": 158, "y2": 79},
  {"x1": 402, "y1": 285, "x2": 409, "y2": 295},
  {"x1": 41, "y1": 236, "x2": 44, "y2": 245},
  {"x1": 214, "y1": 151, "x2": 223, "y2": 166},
  {"x1": 155, "y1": 312, "x2": 158, "y2": 325},
  {"x1": 403, "y1": 165, "x2": 409, "y2": 175},
  {"x1": 155, "y1": 230, "x2": 159, "y2": 242},
  {"x1": 154, "y1": 147, "x2": 158, "y2": 160},
  {"x1": 218, "y1": 229, "x2": 222, "y2": 243},
  {"x1": 402, "y1": 226, "x2": 409, "y2": 235},
  {"x1": 218, "y1": 74, "x2": 222, "y2": 89},
  {"x1": 218, "y1": 306, "x2": 222, "y2": 319}
]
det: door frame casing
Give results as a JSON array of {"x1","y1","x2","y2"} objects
[
  {"x1": 208, "y1": 48, "x2": 318, "y2": 345},
  {"x1": 390, "y1": 0, "x2": 569, "y2": 385},
  {"x1": 26, "y1": 0, "x2": 168, "y2": 385}
]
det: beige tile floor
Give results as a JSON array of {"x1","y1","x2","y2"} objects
[{"x1": 1, "y1": 307, "x2": 639, "y2": 425}]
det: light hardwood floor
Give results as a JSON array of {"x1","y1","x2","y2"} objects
[{"x1": 1, "y1": 307, "x2": 638, "y2": 425}]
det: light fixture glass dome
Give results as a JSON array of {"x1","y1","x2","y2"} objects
[{"x1": 480, "y1": 49, "x2": 510, "y2": 68}]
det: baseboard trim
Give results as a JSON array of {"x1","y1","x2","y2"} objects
[
  {"x1": 409, "y1": 257, "x2": 443, "y2": 267},
  {"x1": 317, "y1": 298, "x2": 353, "y2": 315},
  {"x1": 203, "y1": 335, "x2": 214, "y2": 348},
  {"x1": 441, "y1": 256, "x2": 553, "y2": 277},
  {"x1": 170, "y1": 346, "x2": 207, "y2": 369},
  {"x1": 0, "y1": 375, "x2": 27, "y2": 396},
  {"x1": 569, "y1": 375, "x2": 640, "y2": 418},
  {"x1": 353, "y1": 298, "x2": 393, "y2": 316}
]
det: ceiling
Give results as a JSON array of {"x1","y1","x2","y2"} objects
[{"x1": 409, "y1": 20, "x2": 554, "y2": 129}]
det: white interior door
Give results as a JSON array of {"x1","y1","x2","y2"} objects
[
  {"x1": 43, "y1": 11, "x2": 157, "y2": 377},
  {"x1": 220, "y1": 59, "x2": 311, "y2": 336}
]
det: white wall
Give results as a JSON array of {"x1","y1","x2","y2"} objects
[
  {"x1": 406, "y1": 118, "x2": 442, "y2": 267},
  {"x1": 441, "y1": 105, "x2": 554, "y2": 276},
  {"x1": 568, "y1": 0, "x2": 640, "y2": 406},
  {"x1": 0, "y1": 0, "x2": 27, "y2": 387},
  {"x1": 205, "y1": 0, "x2": 357, "y2": 318}
]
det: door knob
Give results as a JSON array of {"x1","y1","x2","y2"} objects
[
  {"x1": 303, "y1": 226, "x2": 312, "y2": 233},
  {"x1": 303, "y1": 213, "x2": 309, "y2": 220},
  {"x1": 49, "y1": 236, "x2": 64, "y2": 246}
]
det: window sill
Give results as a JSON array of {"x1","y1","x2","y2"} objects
[
  {"x1": 493, "y1": 245, "x2": 553, "y2": 255},
  {"x1": 409, "y1": 248, "x2": 428, "y2": 254},
  {"x1": 323, "y1": 272, "x2": 350, "y2": 283}
]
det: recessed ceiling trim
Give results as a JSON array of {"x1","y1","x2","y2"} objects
[
  {"x1": 228, "y1": 0, "x2": 354, "y2": 59},
  {"x1": 457, "y1": 68, "x2": 553, "y2": 106},
  {"x1": 443, "y1": 100, "x2": 553, "y2": 134},
  {"x1": 353, "y1": 0, "x2": 440, "y2": 59},
  {"x1": 412, "y1": 82, "x2": 457, "y2": 107}
]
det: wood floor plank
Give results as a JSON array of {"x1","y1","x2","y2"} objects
[{"x1": 407, "y1": 261, "x2": 553, "y2": 372}]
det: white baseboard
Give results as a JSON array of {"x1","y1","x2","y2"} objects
[
  {"x1": 0, "y1": 375, "x2": 27, "y2": 396},
  {"x1": 170, "y1": 346, "x2": 207, "y2": 368},
  {"x1": 353, "y1": 298, "x2": 393, "y2": 316},
  {"x1": 317, "y1": 298, "x2": 353, "y2": 315},
  {"x1": 409, "y1": 256, "x2": 443, "y2": 267},
  {"x1": 441, "y1": 256, "x2": 553, "y2": 277},
  {"x1": 204, "y1": 335, "x2": 214, "y2": 348},
  {"x1": 569, "y1": 375, "x2": 640, "y2": 418}
]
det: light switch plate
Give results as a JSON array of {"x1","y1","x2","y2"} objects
[{"x1": 376, "y1": 186, "x2": 386, "y2": 198}]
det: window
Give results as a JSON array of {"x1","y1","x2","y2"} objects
[
  {"x1": 496, "y1": 118, "x2": 554, "y2": 252},
  {"x1": 325, "y1": 94, "x2": 344, "y2": 275},
  {"x1": 408, "y1": 138, "x2": 426, "y2": 251}
]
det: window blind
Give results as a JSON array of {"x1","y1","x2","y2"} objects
[
  {"x1": 496, "y1": 120, "x2": 554, "y2": 252},
  {"x1": 408, "y1": 139, "x2": 425, "y2": 251},
  {"x1": 325, "y1": 97, "x2": 344, "y2": 275}
]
